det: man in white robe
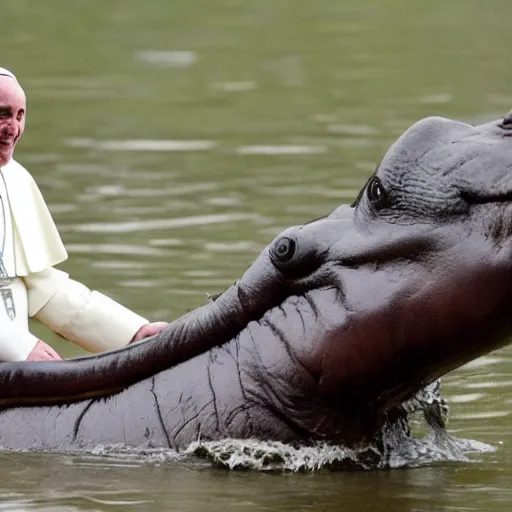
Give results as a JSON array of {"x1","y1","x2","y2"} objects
[{"x1": 0, "y1": 68, "x2": 168, "y2": 362}]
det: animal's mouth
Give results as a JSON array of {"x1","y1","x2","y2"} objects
[{"x1": 461, "y1": 191, "x2": 512, "y2": 205}]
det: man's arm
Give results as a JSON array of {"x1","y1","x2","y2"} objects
[{"x1": 24, "y1": 267, "x2": 162, "y2": 353}]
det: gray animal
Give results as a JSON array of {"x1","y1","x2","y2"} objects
[{"x1": 2, "y1": 113, "x2": 512, "y2": 454}]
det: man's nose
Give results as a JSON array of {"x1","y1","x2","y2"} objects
[{"x1": 0, "y1": 120, "x2": 14, "y2": 134}]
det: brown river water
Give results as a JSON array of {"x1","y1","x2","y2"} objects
[{"x1": 2, "y1": 0, "x2": 512, "y2": 510}]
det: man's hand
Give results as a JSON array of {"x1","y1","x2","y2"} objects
[
  {"x1": 26, "y1": 340, "x2": 62, "y2": 361},
  {"x1": 131, "y1": 322, "x2": 168, "y2": 343}
]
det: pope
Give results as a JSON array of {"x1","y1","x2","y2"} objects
[{"x1": 0, "y1": 67, "x2": 168, "y2": 362}]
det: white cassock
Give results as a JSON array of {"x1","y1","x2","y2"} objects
[{"x1": 0, "y1": 159, "x2": 149, "y2": 361}]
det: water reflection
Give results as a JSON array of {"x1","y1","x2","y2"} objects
[{"x1": 0, "y1": 451, "x2": 511, "y2": 512}]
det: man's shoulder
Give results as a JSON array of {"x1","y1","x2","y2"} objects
[
  {"x1": 3, "y1": 159, "x2": 35, "y2": 181},
  {"x1": 1, "y1": 159, "x2": 39, "y2": 195},
  {"x1": 6, "y1": 159, "x2": 30, "y2": 173}
]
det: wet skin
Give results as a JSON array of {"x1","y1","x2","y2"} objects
[{"x1": 2, "y1": 113, "x2": 512, "y2": 451}]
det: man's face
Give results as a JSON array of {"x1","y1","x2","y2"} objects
[{"x1": 0, "y1": 76, "x2": 26, "y2": 166}]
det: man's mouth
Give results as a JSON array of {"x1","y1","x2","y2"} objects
[{"x1": 0, "y1": 139, "x2": 13, "y2": 148}]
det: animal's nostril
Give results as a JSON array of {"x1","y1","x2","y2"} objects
[
  {"x1": 272, "y1": 237, "x2": 296, "y2": 263},
  {"x1": 269, "y1": 233, "x2": 323, "y2": 278}
]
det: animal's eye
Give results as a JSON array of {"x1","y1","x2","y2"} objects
[{"x1": 366, "y1": 177, "x2": 388, "y2": 208}]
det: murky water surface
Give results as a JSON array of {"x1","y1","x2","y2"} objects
[{"x1": 3, "y1": 0, "x2": 512, "y2": 509}]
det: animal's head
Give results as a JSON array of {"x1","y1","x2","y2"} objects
[{"x1": 229, "y1": 113, "x2": 512, "y2": 419}]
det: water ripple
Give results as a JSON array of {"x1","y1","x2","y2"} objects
[
  {"x1": 211, "y1": 81, "x2": 256, "y2": 92},
  {"x1": 66, "y1": 138, "x2": 217, "y2": 152},
  {"x1": 466, "y1": 380, "x2": 512, "y2": 389},
  {"x1": 453, "y1": 411, "x2": 511, "y2": 420},
  {"x1": 327, "y1": 124, "x2": 379, "y2": 135},
  {"x1": 135, "y1": 50, "x2": 197, "y2": 68},
  {"x1": 459, "y1": 356, "x2": 504, "y2": 370},
  {"x1": 68, "y1": 213, "x2": 266, "y2": 234},
  {"x1": 448, "y1": 393, "x2": 486, "y2": 404},
  {"x1": 66, "y1": 243, "x2": 168, "y2": 256},
  {"x1": 235, "y1": 145, "x2": 326, "y2": 155}
]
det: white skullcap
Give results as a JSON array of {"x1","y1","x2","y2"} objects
[{"x1": 0, "y1": 68, "x2": 17, "y2": 80}]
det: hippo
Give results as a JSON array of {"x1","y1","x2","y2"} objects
[{"x1": 1, "y1": 112, "x2": 512, "y2": 457}]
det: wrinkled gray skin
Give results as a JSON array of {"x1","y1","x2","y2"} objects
[{"x1": 2, "y1": 113, "x2": 512, "y2": 453}]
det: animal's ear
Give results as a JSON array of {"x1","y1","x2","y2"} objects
[{"x1": 499, "y1": 108, "x2": 512, "y2": 129}]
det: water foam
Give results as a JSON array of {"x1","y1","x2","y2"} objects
[{"x1": 84, "y1": 381, "x2": 494, "y2": 472}]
